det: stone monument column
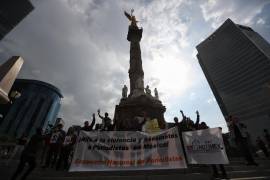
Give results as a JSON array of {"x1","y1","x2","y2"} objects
[
  {"x1": 113, "y1": 11, "x2": 166, "y2": 130},
  {"x1": 127, "y1": 25, "x2": 144, "y2": 97}
]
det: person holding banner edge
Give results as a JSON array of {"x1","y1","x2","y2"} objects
[
  {"x1": 176, "y1": 110, "x2": 229, "y2": 179},
  {"x1": 194, "y1": 111, "x2": 228, "y2": 179},
  {"x1": 173, "y1": 110, "x2": 193, "y2": 166}
]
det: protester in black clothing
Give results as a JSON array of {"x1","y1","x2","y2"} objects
[
  {"x1": 256, "y1": 136, "x2": 269, "y2": 158},
  {"x1": 173, "y1": 110, "x2": 199, "y2": 137},
  {"x1": 194, "y1": 110, "x2": 200, "y2": 130},
  {"x1": 43, "y1": 123, "x2": 66, "y2": 168},
  {"x1": 173, "y1": 117, "x2": 180, "y2": 131},
  {"x1": 198, "y1": 122, "x2": 208, "y2": 129},
  {"x1": 227, "y1": 115, "x2": 257, "y2": 166},
  {"x1": 263, "y1": 129, "x2": 270, "y2": 148},
  {"x1": 81, "y1": 114, "x2": 95, "y2": 131},
  {"x1": 193, "y1": 113, "x2": 228, "y2": 179},
  {"x1": 173, "y1": 115, "x2": 188, "y2": 165},
  {"x1": 97, "y1": 109, "x2": 112, "y2": 131},
  {"x1": 179, "y1": 110, "x2": 194, "y2": 131},
  {"x1": 11, "y1": 128, "x2": 43, "y2": 180},
  {"x1": 40, "y1": 128, "x2": 52, "y2": 165},
  {"x1": 173, "y1": 117, "x2": 184, "y2": 136},
  {"x1": 56, "y1": 127, "x2": 77, "y2": 170},
  {"x1": 94, "y1": 123, "x2": 102, "y2": 130}
]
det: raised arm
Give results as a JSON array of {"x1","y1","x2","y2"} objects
[
  {"x1": 90, "y1": 113, "x2": 96, "y2": 129},
  {"x1": 180, "y1": 110, "x2": 186, "y2": 120},
  {"x1": 97, "y1": 109, "x2": 104, "y2": 119},
  {"x1": 195, "y1": 110, "x2": 200, "y2": 129}
]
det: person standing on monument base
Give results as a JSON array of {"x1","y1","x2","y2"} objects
[
  {"x1": 227, "y1": 115, "x2": 258, "y2": 166},
  {"x1": 81, "y1": 113, "x2": 96, "y2": 131},
  {"x1": 97, "y1": 109, "x2": 113, "y2": 131},
  {"x1": 10, "y1": 128, "x2": 43, "y2": 180}
]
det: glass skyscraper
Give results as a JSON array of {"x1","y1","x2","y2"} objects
[
  {"x1": 196, "y1": 19, "x2": 270, "y2": 141},
  {"x1": 0, "y1": 1, "x2": 34, "y2": 40}
]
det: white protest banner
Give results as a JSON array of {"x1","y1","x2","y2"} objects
[
  {"x1": 69, "y1": 127, "x2": 187, "y2": 171},
  {"x1": 182, "y1": 127, "x2": 229, "y2": 164}
]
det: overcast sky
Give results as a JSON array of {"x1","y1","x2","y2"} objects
[{"x1": 0, "y1": 0, "x2": 270, "y2": 131}]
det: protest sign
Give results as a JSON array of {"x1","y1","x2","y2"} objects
[
  {"x1": 69, "y1": 127, "x2": 187, "y2": 171},
  {"x1": 182, "y1": 127, "x2": 229, "y2": 164}
]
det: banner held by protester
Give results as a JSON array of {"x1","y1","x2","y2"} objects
[
  {"x1": 69, "y1": 127, "x2": 187, "y2": 171},
  {"x1": 182, "y1": 127, "x2": 229, "y2": 164}
]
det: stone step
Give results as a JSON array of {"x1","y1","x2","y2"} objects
[
  {"x1": 226, "y1": 164, "x2": 270, "y2": 171},
  {"x1": 2, "y1": 158, "x2": 270, "y2": 180},
  {"x1": 228, "y1": 158, "x2": 269, "y2": 165},
  {"x1": 29, "y1": 167, "x2": 211, "y2": 177},
  {"x1": 228, "y1": 169, "x2": 270, "y2": 179},
  {"x1": 26, "y1": 173, "x2": 212, "y2": 180}
]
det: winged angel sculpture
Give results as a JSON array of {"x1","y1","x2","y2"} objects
[{"x1": 124, "y1": 9, "x2": 138, "y2": 27}]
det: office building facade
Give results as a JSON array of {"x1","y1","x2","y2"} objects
[
  {"x1": 0, "y1": 0, "x2": 34, "y2": 40},
  {"x1": 0, "y1": 79, "x2": 63, "y2": 137},
  {"x1": 196, "y1": 19, "x2": 270, "y2": 141}
]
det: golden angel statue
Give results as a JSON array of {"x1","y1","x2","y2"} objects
[{"x1": 124, "y1": 9, "x2": 138, "y2": 27}]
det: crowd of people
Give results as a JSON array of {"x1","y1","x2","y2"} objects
[
  {"x1": 8, "y1": 109, "x2": 270, "y2": 180},
  {"x1": 10, "y1": 109, "x2": 111, "y2": 180}
]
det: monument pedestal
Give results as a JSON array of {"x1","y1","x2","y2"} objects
[{"x1": 114, "y1": 94, "x2": 166, "y2": 130}]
